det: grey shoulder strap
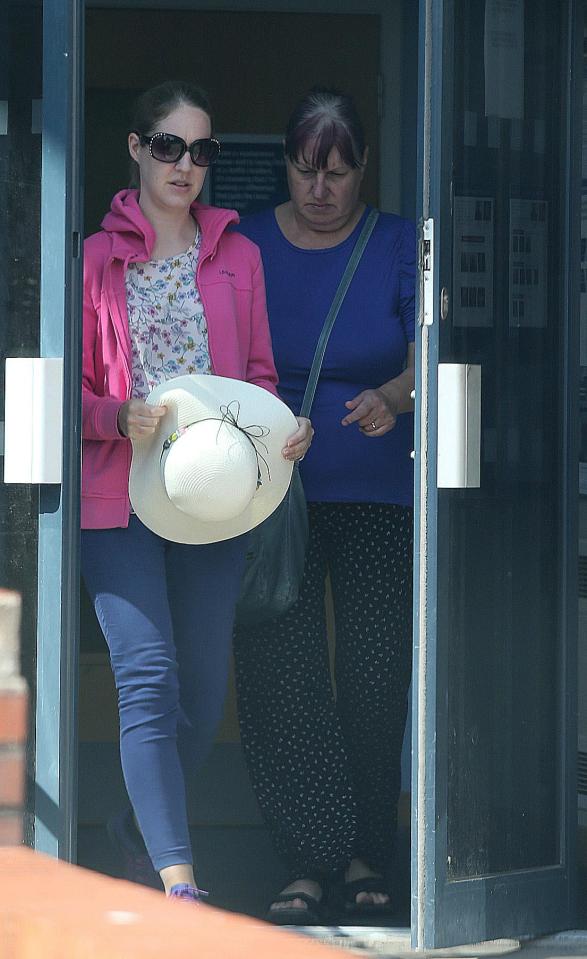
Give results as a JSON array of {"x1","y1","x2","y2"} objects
[{"x1": 300, "y1": 208, "x2": 380, "y2": 419}]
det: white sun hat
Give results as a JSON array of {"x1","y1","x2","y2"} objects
[{"x1": 129, "y1": 374, "x2": 298, "y2": 544}]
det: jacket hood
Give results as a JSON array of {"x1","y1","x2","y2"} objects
[{"x1": 101, "y1": 189, "x2": 240, "y2": 262}]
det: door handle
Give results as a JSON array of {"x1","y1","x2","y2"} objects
[
  {"x1": 437, "y1": 363, "x2": 481, "y2": 488},
  {"x1": 3, "y1": 358, "x2": 63, "y2": 484}
]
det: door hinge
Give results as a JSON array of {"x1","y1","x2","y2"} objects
[{"x1": 419, "y1": 218, "x2": 434, "y2": 326}]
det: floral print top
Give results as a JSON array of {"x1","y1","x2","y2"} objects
[{"x1": 126, "y1": 228, "x2": 211, "y2": 399}]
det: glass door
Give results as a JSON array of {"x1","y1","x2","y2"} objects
[
  {"x1": 0, "y1": 0, "x2": 83, "y2": 860},
  {"x1": 412, "y1": 0, "x2": 580, "y2": 947}
]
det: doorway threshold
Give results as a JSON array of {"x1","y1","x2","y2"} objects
[
  {"x1": 280, "y1": 926, "x2": 587, "y2": 958},
  {"x1": 279, "y1": 926, "x2": 518, "y2": 956}
]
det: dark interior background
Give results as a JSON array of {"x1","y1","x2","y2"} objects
[{"x1": 79, "y1": 2, "x2": 418, "y2": 923}]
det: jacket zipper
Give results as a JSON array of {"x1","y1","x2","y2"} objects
[{"x1": 196, "y1": 242, "x2": 218, "y2": 374}]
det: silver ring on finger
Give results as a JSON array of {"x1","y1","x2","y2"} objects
[{"x1": 370, "y1": 420, "x2": 377, "y2": 431}]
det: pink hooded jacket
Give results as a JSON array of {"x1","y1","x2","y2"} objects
[{"x1": 82, "y1": 189, "x2": 279, "y2": 529}]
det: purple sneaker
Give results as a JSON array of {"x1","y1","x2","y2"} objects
[
  {"x1": 106, "y1": 807, "x2": 162, "y2": 890},
  {"x1": 169, "y1": 883, "x2": 209, "y2": 903}
]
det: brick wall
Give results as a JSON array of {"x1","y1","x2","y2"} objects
[{"x1": 0, "y1": 589, "x2": 27, "y2": 846}]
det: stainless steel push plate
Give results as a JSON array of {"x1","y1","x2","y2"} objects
[
  {"x1": 437, "y1": 363, "x2": 481, "y2": 488},
  {"x1": 3, "y1": 357, "x2": 63, "y2": 484}
]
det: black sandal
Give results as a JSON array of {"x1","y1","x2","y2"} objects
[
  {"x1": 265, "y1": 887, "x2": 325, "y2": 926},
  {"x1": 343, "y1": 876, "x2": 392, "y2": 916}
]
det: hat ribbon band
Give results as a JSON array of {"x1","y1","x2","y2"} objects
[{"x1": 160, "y1": 399, "x2": 272, "y2": 489}]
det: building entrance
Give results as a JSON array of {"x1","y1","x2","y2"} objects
[
  {"x1": 1, "y1": 0, "x2": 582, "y2": 949},
  {"x1": 78, "y1": 0, "x2": 416, "y2": 923}
]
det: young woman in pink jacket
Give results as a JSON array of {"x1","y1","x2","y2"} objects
[{"x1": 81, "y1": 81, "x2": 312, "y2": 903}]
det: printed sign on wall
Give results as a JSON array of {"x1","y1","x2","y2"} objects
[
  {"x1": 453, "y1": 196, "x2": 494, "y2": 327},
  {"x1": 509, "y1": 199, "x2": 548, "y2": 328},
  {"x1": 206, "y1": 134, "x2": 288, "y2": 217},
  {"x1": 484, "y1": 0, "x2": 524, "y2": 120}
]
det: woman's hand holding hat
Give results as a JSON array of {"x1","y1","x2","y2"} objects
[
  {"x1": 129, "y1": 373, "x2": 298, "y2": 544},
  {"x1": 118, "y1": 398, "x2": 167, "y2": 439},
  {"x1": 282, "y1": 416, "x2": 314, "y2": 461}
]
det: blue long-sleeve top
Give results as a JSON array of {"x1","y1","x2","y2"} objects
[{"x1": 236, "y1": 205, "x2": 416, "y2": 506}]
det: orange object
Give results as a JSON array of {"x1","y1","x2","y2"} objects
[
  {"x1": 0, "y1": 848, "x2": 347, "y2": 959},
  {"x1": 0, "y1": 687, "x2": 27, "y2": 745}
]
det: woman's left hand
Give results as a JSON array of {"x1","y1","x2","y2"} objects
[
  {"x1": 341, "y1": 387, "x2": 399, "y2": 437},
  {"x1": 282, "y1": 416, "x2": 314, "y2": 461}
]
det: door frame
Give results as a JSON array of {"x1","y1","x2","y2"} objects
[
  {"x1": 411, "y1": 0, "x2": 582, "y2": 948},
  {"x1": 34, "y1": 0, "x2": 84, "y2": 862}
]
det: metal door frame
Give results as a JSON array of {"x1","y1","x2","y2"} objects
[
  {"x1": 34, "y1": 0, "x2": 84, "y2": 862},
  {"x1": 411, "y1": 0, "x2": 581, "y2": 947}
]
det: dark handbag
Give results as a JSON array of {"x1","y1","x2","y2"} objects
[{"x1": 235, "y1": 210, "x2": 380, "y2": 626}]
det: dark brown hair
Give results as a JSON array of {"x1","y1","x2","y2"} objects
[
  {"x1": 284, "y1": 87, "x2": 366, "y2": 170},
  {"x1": 128, "y1": 80, "x2": 214, "y2": 187}
]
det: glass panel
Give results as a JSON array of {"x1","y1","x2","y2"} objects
[
  {"x1": 442, "y1": 0, "x2": 565, "y2": 877},
  {"x1": 0, "y1": 1, "x2": 43, "y2": 843}
]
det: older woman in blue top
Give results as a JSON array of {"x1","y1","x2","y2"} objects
[{"x1": 233, "y1": 88, "x2": 415, "y2": 924}]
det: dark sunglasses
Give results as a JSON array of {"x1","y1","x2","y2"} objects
[{"x1": 135, "y1": 131, "x2": 221, "y2": 167}]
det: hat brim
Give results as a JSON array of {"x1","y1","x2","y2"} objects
[{"x1": 129, "y1": 374, "x2": 297, "y2": 544}]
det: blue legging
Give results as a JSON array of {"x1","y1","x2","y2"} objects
[{"x1": 81, "y1": 515, "x2": 246, "y2": 871}]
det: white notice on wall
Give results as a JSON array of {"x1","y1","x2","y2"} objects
[
  {"x1": 509, "y1": 199, "x2": 548, "y2": 328},
  {"x1": 453, "y1": 197, "x2": 494, "y2": 328},
  {"x1": 484, "y1": 0, "x2": 524, "y2": 120}
]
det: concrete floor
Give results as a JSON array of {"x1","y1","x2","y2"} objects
[
  {"x1": 283, "y1": 928, "x2": 587, "y2": 958},
  {"x1": 78, "y1": 823, "x2": 587, "y2": 957}
]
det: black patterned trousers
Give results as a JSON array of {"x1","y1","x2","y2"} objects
[{"x1": 233, "y1": 502, "x2": 413, "y2": 880}]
